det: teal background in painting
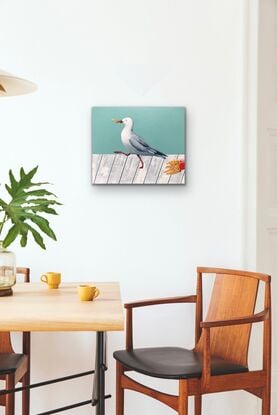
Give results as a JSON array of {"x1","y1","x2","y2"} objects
[{"x1": 92, "y1": 107, "x2": 186, "y2": 154}]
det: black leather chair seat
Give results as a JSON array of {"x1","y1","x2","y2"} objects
[
  {"x1": 0, "y1": 353, "x2": 27, "y2": 375},
  {"x1": 113, "y1": 347, "x2": 248, "y2": 380}
]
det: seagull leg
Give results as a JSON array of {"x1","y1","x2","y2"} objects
[
  {"x1": 137, "y1": 155, "x2": 144, "y2": 169},
  {"x1": 114, "y1": 151, "x2": 130, "y2": 156}
]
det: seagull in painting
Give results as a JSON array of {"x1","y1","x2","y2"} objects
[{"x1": 112, "y1": 117, "x2": 167, "y2": 169}]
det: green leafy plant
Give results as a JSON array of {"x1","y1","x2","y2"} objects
[{"x1": 0, "y1": 166, "x2": 61, "y2": 249}]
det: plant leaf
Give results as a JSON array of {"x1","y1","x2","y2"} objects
[
  {"x1": 25, "y1": 224, "x2": 46, "y2": 249},
  {"x1": 0, "y1": 167, "x2": 60, "y2": 249},
  {"x1": 20, "y1": 166, "x2": 38, "y2": 188},
  {"x1": 20, "y1": 167, "x2": 26, "y2": 180},
  {"x1": 20, "y1": 232, "x2": 28, "y2": 247},
  {"x1": 32, "y1": 206, "x2": 58, "y2": 215},
  {"x1": 5, "y1": 184, "x2": 12, "y2": 196},
  {"x1": 25, "y1": 190, "x2": 56, "y2": 198},
  {"x1": 3, "y1": 224, "x2": 20, "y2": 248},
  {"x1": 25, "y1": 198, "x2": 61, "y2": 205},
  {"x1": 29, "y1": 215, "x2": 57, "y2": 240},
  {"x1": 8, "y1": 170, "x2": 18, "y2": 192}
]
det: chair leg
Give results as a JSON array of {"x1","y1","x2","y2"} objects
[
  {"x1": 22, "y1": 371, "x2": 30, "y2": 415},
  {"x1": 116, "y1": 361, "x2": 124, "y2": 415},
  {"x1": 178, "y1": 380, "x2": 188, "y2": 415},
  {"x1": 195, "y1": 395, "x2": 202, "y2": 415},
  {"x1": 262, "y1": 384, "x2": 271, "y2": 415},
  {"x1": 5, "y1": 373, "x2": 15, "y2": 415}
]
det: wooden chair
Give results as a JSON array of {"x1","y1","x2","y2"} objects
[
  {"x1": 0, "y1": 267, "x2": 31, "y2": 415},
  {"x1": 114, "y1": 267, "x2": 271, "y2": 415}
]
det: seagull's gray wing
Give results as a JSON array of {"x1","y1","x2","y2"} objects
[
  {"x1": 129, "y1": 133, "x2": 167, "y2": 158},
  {"x1": 129, "y1": 134, "x2": 151, "y2": 152}
]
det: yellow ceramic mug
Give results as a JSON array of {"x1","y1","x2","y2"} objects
[
  {"x1": 40, "y1": 272, "x2": 61, "y2": 289},
  {"x1": 78, "y1": 285, "x2": 100, "y2": 301}
]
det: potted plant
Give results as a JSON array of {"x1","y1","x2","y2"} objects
[{"x1": 0, "y1": 166, "x2": 60, "y2": 296}]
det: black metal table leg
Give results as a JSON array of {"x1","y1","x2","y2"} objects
[{"x1": 93, "y1": 332, "x2": 107, "y2": 415}]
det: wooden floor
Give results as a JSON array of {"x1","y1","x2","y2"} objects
[{"x1": 92, "y1": 154, "x2": 185, "y2": 185}]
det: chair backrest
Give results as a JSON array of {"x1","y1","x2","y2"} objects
[
  {"x1": 0, "y1": 267, "x2": 30, "y2": 353},
  {"x1": 194, "y1": 267, "x2": 270, "y2": 367},
  {"x1": 16, "y1": 267, "x2": 30, "y2": 283}
]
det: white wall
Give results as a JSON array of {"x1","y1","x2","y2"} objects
[
  {"x1": 0, "y1": 1, "x2": 257, "y2": 414},
  {"x1": 257, "y1": 0, "x2": 277, "y2": 412}
]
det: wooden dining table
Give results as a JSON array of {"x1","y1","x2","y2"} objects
[{"x1": 0, "y1": 282, "x2": 124, "y2": 415}]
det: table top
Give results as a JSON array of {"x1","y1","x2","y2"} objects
[{"x1": 0, "y1": 282, "x2": 124, "y2": 332}]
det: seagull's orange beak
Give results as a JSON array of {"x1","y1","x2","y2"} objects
[{"x1": 112, "y1": 118, "x2": 123, "y2": 124}]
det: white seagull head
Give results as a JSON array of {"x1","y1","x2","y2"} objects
[{"x1": 112, "y1": 117, "x2": 133, "y2": 129}]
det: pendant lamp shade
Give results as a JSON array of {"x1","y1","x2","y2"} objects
[{"x1": 0, "y1": 70, "x2": 37, "y2": 97}]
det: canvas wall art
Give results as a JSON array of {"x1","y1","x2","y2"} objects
[{"x1": 91, "y1": 107, "x2": 186, "y2": 185}]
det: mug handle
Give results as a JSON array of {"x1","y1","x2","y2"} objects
[
  {"x1": 40, "y1": 275, "x2": 48, "y2": 284},
  {"x1": 94, "y1": 288, "x2": 100, "y2": 299}
]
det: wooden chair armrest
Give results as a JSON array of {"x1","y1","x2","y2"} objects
[
  {"x1": 200, "y1": 309, "x2": 269, "y2": 329},
  {"x1": 125, "y1": 295, "x2": 197, "y2": 309},
  {"x1": 200, "y1": 309, "x2": 270, "y2": 391},
  {"x1": 125, "y1": 295, "x2": 197, "y2": 350}
]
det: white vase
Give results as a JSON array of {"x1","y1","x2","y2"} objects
[{"x1": 0, "y1": 241, "x2": 16, "y2": 296}]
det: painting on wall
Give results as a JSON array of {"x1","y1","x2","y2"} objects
[{"x1": 91, "y1": 107, "x2": 186, "y2": 185}]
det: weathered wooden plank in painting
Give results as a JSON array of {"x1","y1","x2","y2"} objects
[
  {"x1": 108, "y1": 154, "x2": 127, "y2": 184},
  {"x1": 94, "y1": 154, "x2": 115, "y2": 184},
  {"x1": 133, "y1": 156, "x2": 153, "y2": 184},
  {"x1": 92, "y1": 154, "x2": 102, "y2": 183},
  {"x1": 144, "y1": 157, "x2": 164, "y2": 184},
  {"x1": 92, "y1": 154, "x2": 185, "y2": 185},
  {"x1": 120, "y1": 155, "x2": 140, "y2": 184}
]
